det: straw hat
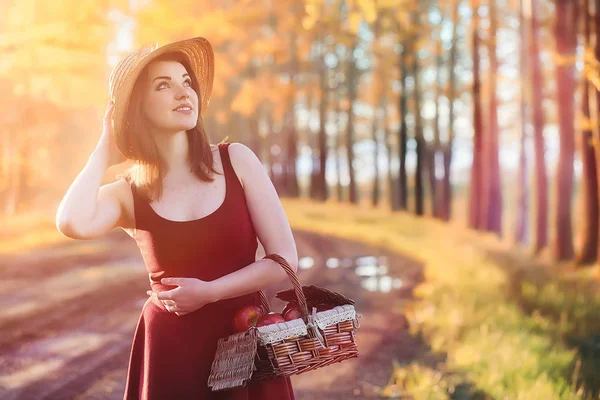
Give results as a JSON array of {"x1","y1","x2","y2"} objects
[{"x1": 108, "y1": 36, "x2": 214, "y2": 157}]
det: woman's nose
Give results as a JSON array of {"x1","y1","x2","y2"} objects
[{"x1": 175, "y1": 86, "x2": 190, "y2": 100}]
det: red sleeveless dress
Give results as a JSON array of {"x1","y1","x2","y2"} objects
[{"x1": 123, "y1": 142, "x2": 295, "y2": 399}]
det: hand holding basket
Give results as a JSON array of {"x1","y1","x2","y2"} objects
[{"x1": 207, "y1": 254, "x2": 362, "y2": 392}]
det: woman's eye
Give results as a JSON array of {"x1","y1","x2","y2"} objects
[{"x1": 156, "y1": 80, "x2": 191, "y2": 90}]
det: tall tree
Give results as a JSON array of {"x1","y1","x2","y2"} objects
[
  {"x1": 578, "y1": 0, "x2": 599, "y2": 264},
  {"x1": 333, "y1": 55, "x2": 345, "y2": 203},
  {"x1": 316, "y1": 43, "x2": 329, "y2": 202},
  {"x1": 515, "y1": 0, "x2": 530, "y2": 245},
  {"x1": 481, "y1": 0, "x2": 502, "y2": 235},
  {"x1": 346, "y1": 39, "x2": 360, "y2": 205},
  {"x1": 371, "y1": 13, "x2": 383, "y2": 208},
  {"x1": 383, "y1": 96, "x2": 397, "y2": 210},
  {"x1": 440, "y1": 0, "x2": 460, "y2": 221},
  {"x1": 308, "y1": 85, "x2": 320, "y2": 199},
  {"x1": 312, "y1": 8, "x2": 330, "y2": 202},
  {"x1": 429, "y1": 39, "x2": 443, "y2": 218},
  {"x1": 530, "y1": 0, "x2": 549, "y2": 253},
  {"x1": 469, "y1": 0, "x2": 485, "y2": 229},
  {"x1": 397, "y1": 41, "x2": 410, "y2": 211},
  {"x1": 284, "y1": 31, "x2": 300, "y2": 197},
  {"x1": 594, "y1": 0, "x2": 600, "y2": 264},
  {"x1": 371, "y1": 103, "x2": 382, "y2": 207},
  {"x1": 553, "y1": 0, "x2": 578, "y2": 260},
  {"x1": 412, "y1": 10, "x2": 425, "y2": 217}
]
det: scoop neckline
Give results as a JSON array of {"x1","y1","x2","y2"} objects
[{"x1": 147, "y1": 144, "x2": 228, "y2": 224}]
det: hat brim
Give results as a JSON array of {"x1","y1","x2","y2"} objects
[{"x1": 110, "y1": 36, "x2": 214, "y2": 157}]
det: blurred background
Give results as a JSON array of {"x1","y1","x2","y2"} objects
[
  {"x1": 1, "y1": 0, "x2": 600, "y2": 399},
  {"x1": 0, "y1": 0, "x2": 592, "y2": 250}
]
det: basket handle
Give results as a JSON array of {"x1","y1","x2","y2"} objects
[
  {"x1": 257, "y1": 290, "x2": 271, "y2": 314},
  {"x1": 258, "y1": 254, "x2": 310, "y2": 318}
]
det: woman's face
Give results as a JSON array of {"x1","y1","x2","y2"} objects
[{"x1": 141, "y1": 60, "x2": 199, "y2": 134}]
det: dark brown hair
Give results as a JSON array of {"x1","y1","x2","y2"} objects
[{"x1": 117, "y1": 52, "x2": 226, "y2": 202}]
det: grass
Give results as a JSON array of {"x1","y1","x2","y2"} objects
[{"x1": 281, "y1": 197, "x2": 600, "y2": 400}]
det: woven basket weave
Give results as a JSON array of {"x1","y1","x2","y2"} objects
[{"x1": 207, "y1": 254, "x2": 361, "y2": 391}]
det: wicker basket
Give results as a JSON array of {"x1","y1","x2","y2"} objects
[{"x1": 207, "y1": 254, "x2": 362, "y2": 392}]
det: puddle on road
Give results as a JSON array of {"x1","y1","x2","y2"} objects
[
  {"x1": 298, "y1": 255, "x2": 403, "y2": 293},
  {"x1": 299, "y1": 257, "x2": 315, "y2": 269}
]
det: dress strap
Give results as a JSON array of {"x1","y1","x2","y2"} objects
[
  {"x1": 218, "y1": 142, "x2": 243, "y2": 191},
  {"x1": 124, "y1": 176, "x2": 144, "y2": 231},
  {"x1": 218, "y1": 142, "x2": 232, "y2": 178},
  {"x1": 218, "y1": 142, "x2": 231, "y2": 169}
]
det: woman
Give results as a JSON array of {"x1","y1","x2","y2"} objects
[{"x1": 55, "y1": 37, "x2": 298, "y2": 399}]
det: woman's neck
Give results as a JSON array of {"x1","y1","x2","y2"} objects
[{"x1": 153, "y1": 130, "x2": 191, "y2": 175}]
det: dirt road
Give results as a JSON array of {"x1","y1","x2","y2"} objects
[{"x1": 0, "y1": 229, "x2": 423, "y2": 399}]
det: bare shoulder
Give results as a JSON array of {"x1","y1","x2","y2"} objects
[
  {"x1": 99, "y1": 178, "x2": 135, "y2": 234},
  {"x1": 227, "y1": 143, "x2": 264, "y2": 188},
  {"x1": 228, "y1": 143, "x2": 261, "y2": 167}
]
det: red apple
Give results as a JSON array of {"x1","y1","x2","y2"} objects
[
  {"x1": 282, "y1": 301, "x2": 299, "y2": 315},
  {"x1": 256, "y1": 312, "x2": 286, "y2": 327},
  {"x1": 283, "y1": 305, "x2": 303, "y2": 321},
  {"x1": 232, "y1": 305, "x2": 264, "y2": 333}
]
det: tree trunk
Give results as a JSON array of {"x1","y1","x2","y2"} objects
[
  {"x1": 530, "y1": 0, "x2": 549, "y2": 252},
  {"x1": 317, "y1": 43, "x2": 328, "y2": 201},
  {"x1": 578, "y1": 0, "x2": 598, "y2": 265},
  {"x1": 346, "y1": 40, "x2": 359, "y2": 205},
  {"x1": 430, "y1": 39, "x2": 443, "y2": 218},
  {"x1": 594, "y1": 0, "x2": 600, "y2": 264},
  {"x1": 469, "y1": 0, "x2": 485, "y2": 229},
  {"x1": 441, "y1": 0, "x2": 460, "y2": 221},
  {"x1": 308, "y1": 88, "x2": 319, "y2": 200},
  {"x1": 397, "y1": 43, "x2": 409, "y2": 211},
  {"x1": 285, "y1": 126, "x2": 299, "y2": 198},
  {"x1": 481, "y1": 0, "x2": 502, "y2": 235},
  {"x1": 384, "y1": 97, "x2": 397, "y2": 210},
  {"x1": 245, "y1": 62, "x2": 261, "y2": 161},
  {"x1": 425, "y1": 144, "x2": 436, "y2": 216},
  {"x1": 553, "y1": 0, "x2": 578, "y2": 260},
  {"x1": 371, "y1": 105, "x2": 381, "y2": 207},
  {"x1": 413, "y1": 12, "x2": 425, "y2": 217},
  {"x1": 372, "y1": 14, "x2": 382, "y2": 208},
  {"x1": 285, "y1": 32, "x2": 300, "y2": 198},
  {"x1": 515, "y1": 0, "x2": 529, "y2": 245},
  {"x1": 334, "y1": 56, "x2": 344, "y2": 202}
]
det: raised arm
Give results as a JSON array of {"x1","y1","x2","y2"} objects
[{"x1": 55, "y1": 101, "x2": 133, "y2": 240}]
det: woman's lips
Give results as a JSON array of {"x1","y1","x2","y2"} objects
[{"x1": 174, "y1": 109, "x2": 193, "y2": 115}]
